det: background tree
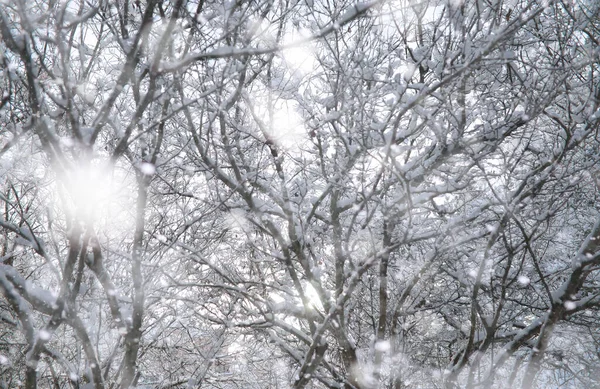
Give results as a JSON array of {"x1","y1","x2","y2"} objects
[{"x1": 1, "y1": 0, "x2": 600, "y2": 389}]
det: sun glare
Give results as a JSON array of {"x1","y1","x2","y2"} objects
[
  {"x1": 305, "y1": 283, "x2": 323, "y2": 310},
  {"x1": 269, "y1": 104, "x2": 307, "y2": 149},
  {"x1": 58, "y1": 161, "x2": 134, "y2": 231},
  {"x1": 281, "y1": 29, "x2": 316, "y2": 76},
  {"x1": 282, "y1": 45, "x2": 315, "y2": 75}
]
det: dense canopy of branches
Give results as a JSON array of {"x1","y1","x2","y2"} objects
[{"x1": 1, "y1": 0, "x2": 600, "y2": 388}]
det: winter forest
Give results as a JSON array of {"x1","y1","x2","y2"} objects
[{"x1": 1, "y1": 0, "x2": 600, "y2": 388}]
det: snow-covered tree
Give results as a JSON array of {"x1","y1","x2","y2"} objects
[{"x1": 1, "y1": 0, "x2": 600, "y2": 388}]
